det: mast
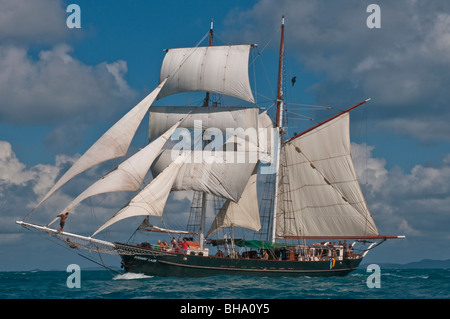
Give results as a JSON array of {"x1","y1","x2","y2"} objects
[
  {"x1": 199, "y1": 19, "x2": 214, "y2": 249},
  {"x1": 275, "y1": 16, "x2": 285, "y2": 128},
  {"x1": 270, "y1": 16, "x2": 285, "y2": 243},
  {"x1": 202, "y1": 19, "x2": 214, "y2": 107}
]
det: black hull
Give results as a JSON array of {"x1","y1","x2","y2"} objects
[{"x1": 118, "y1": 245, "x2": 363, "y2": 277}]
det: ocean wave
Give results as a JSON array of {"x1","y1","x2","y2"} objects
[{"x1": 112, "y1": 272, "x2": 153, "y2": 280}]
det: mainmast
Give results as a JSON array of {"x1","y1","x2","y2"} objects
[
  {"x1": 275, "y1": 15, "x2": 285, "y2": 128},
  {"x1": 270, "y1": 16, "x2": 285, "y2": 243}
]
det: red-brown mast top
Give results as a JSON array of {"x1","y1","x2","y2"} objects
[
  {"x1": 275, "y1": 16, "x2": 285, "y2": 128},
  {"x1": 209, "y1": 18, "x2": 213, "y2": 46}
]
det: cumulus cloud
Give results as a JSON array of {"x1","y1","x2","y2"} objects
[
  {"x1": 0, "y1": 141, "x2": 36, "y2": 187},
  {"x1": 0, "y1": 141, "x2": 74, "y2": 206},
  {"x1": 0, "y1": 0, "x2": 68, "y2": 45},
  {"x1": 0, "y1": 44, "x2": 135, "y2": 125},
  {"x1": 351, "y1": 142, "x2": 388, "y2": 193},
  {"x1": 223, "y1": 0, "x2": 450, "y2": 142},
  {"x1": 0, "y1": 0, "x2": 139, "y2": 155},
  {"x1": 0, "y1": 140, "x2": 133, "y2": 232},
  {"x1": 351, "y1": 142, "x2": 450, "y2": 239}
]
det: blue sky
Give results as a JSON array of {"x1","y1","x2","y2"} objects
[{"x1": 1, "y1": 0, "x2": 450, "y2": 271}]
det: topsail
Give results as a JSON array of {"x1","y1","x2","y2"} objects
[{"x1": 158, "y1": 45, "x2": 255, "y2": 103}]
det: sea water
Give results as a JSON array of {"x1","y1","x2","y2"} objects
[{"x1": 1, "y1": 268, "x2": 449, "y2": 299}]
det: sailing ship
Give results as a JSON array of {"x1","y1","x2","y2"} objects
[{"x1": 17, "y1": 17, "x2": 404, "y2": 277}]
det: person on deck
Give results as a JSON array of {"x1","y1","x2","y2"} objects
[
  {"x1": 57, "y1": 212, "x2": 69, "y2": 232},
  {"x1": 161, "y1": 240, "x2": 169, "y2": 250},
  {"x1": 181, "y1": 239, "x2": 190, "y2": 254},
  {"x1": 171, "y1": 237, "x2": 177, "y2": 251}
]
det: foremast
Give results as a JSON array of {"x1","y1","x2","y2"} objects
[{"x1": 198, "y1": 19, "x2": 214, "y2": 250}]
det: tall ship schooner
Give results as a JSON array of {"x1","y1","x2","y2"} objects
[{"x1": 17, "y1": 17, "x2": 404, "y2": 277}]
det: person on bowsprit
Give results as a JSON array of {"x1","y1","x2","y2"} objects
[{"x1": 57, "y1": 212, "x2": 69, "y2": 232}]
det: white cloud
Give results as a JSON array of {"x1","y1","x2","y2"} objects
[
  {"x1": 0, "y1": 44, "x2": 136, "y2": 125},
  {"x1": 0, "y1": 141, "x2": 35, "y2": 187},
  {"x1": 223, "y1": 0, "x2": 450, "y2": 142},
  {"x1": 351, "y1": 142, "x2": 388, "y2": 193},
  {"x1": 0, "y1": 140, "x2": 130, "y2": 231},
  {"x1": 0, "y1": 0, "x2": 68, "y2": 45},
  {"x1": 0, "y1": 141, "x2": 76, "y2": 207},
  {"x1": 351, "y1": 141, "x2": 450, "y2": 238}
]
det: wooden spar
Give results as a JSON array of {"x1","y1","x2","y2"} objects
[
  {"x1": 285, "y1": 98, "x2": 371, "y2": 143},
  {"x1": 142, "y1": 229, "x2": 198, "y2": 235},
  {"x1": 203, "y1": 19, "x2": 214, "y2": 107},
  {"x1": 199, "y1": 19, "x2": 214, "y2": 248},
  {"x1": 275, "y1": 15, "x2": 285, "y2": 128},
  {"x1": 209, "y1": 18, "x2": 214, "y2": 46},
  {"x1": 271, "y1": 16, "x2": 285, "y2": 243},
  {"x1": 279, "y1": 235, "x2": 405, "y2": 240}
]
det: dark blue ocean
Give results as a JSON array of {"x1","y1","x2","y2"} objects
[{"x1": 1, "y1": 268, "x2": 449, "y2": 299}]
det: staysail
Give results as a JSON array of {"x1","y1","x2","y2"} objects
[
  {"x1": 206, "y1": 165, "x2": 260, "y2": 237},
  {"x1": 92, "y1": 153, "x2": 187, "y2": 237},
  {"x1": 32, "y1": 79, "x2": 168, "y2": 210},
  {"x1": 276, "y1": 112, "x2": 379, "y2": 238},
  {"x1": 58, "y1": 121, "x2": 181, "y2": 215},
  {"x1": 158, "y1": 45, "x2": 255, "y2": 103}
]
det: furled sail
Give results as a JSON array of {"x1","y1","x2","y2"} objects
[
  {"x1": 206, "y1": 165, "x2": 260, "y2": 237},
  {"x1": 59, "y1": 121, "x2": 181, "y2": 215},
  {"x1": 158, "y1": 45, "x2": 255, "y2": 103},
  {"x1": 138, "y1": 217, "x2": 197, "y2": 235},
  {"x1": 148, "y1": 106, "x2": 259, "y2": 144},
  {"x1": 33, "y1": 79, "x2": 168, "y2": 210},
  {"x1": 92, "y1": 153, "x2": 187, "y2": 237},
  {"x1": 276, "y1": 112, "x2": 379, "y2": 238}
]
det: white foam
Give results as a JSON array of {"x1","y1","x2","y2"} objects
[{"x1": 112, "y1": 272, "x2": 153, "y2": 280}]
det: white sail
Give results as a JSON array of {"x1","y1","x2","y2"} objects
[
  {"x1": 92, "y1": 154, "x2": 187, "y2": 237},
  {"x1": 148, "y1": 106, "x2": 259, "y2": 144},
  {"x1": 277, "y1": 112, "x2": 379, "y2": 237},
  {"x1": 258, "y1": 110, "x2": 274, "y2": 163},
  {"x1": 158, "y1": 45, "x2": 255, "y2": 103},
  {"x1": 151, "y1": 148, "x2": 258, "y2": 202},
  {"x1": 33, "y1": 79, "x2": 168, "y2": 209},
  {"x1": 206, "y1": 165, "x2": 260, "y2": 237},
  {"x1": 59, "y1": 121, "x2": 181, "y2": 214}
]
